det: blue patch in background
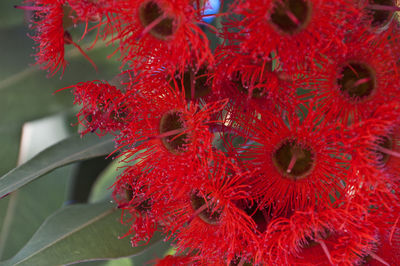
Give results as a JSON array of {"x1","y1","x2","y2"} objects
[{"x1": 202, "y1": 0, "x2": 220, "y2": 23}]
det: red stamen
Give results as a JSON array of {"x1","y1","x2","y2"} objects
[
  {"x1": 14, "y1": 5, "x2": 45, "y2": 11},
  {"x1": 139, "y1": 13, "x2": 168, "y2": 39},
  {"x1": 64, "y1": 32, "x2": 98, "y2": 72},
  {"x1": 188, "y1": 203, "x2": 209, "y2": 224},
  {"x1": 352, "y1": 77, "x2": 371, "y2": 88},
  {"x1": 390, "y1": 215, "x2": 400, "y2": 244},
  {"x1": 367, "y1": 4, "x2": 400, "y2": 12},
  {"x1": 148, "y1": 128, "x2": 185, "y2": 140},
  {"x1": 369, "y1": 252, "x2": 390, "y2": 266},
  {"x1": 346, "y1": 63, "x2": 360, "y2": 77},
  {"x1": 376, "y1": 145, "x2": 400, "y2": 158},
  {"x1": 317, "y1": 239, "x2": 333, "y2": 266},
  {"x1": 287, "y1": 152, "x2": 298, "y2": 174},
  {"x1": 286, "y1": 10, "x2": 300, "y2": 25},
  {"x1": 190, "y1": 69, "x2": 195, "y2": 100}
]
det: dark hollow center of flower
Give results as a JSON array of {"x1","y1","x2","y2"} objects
[
  {"x1": 374, "y1": 135, "x2": 393, "y2": 166},
  {"x1": 123, "y1": 185, "x2": 152, "y2": 212},
  {"x1": 139, "y1": 1, "x2": 178, "y2": 39},
  {"x1": 124, "y1": 186, "x2": 133, "y2": 201},
  {"x1": 338, "y1": 62, "x2": 376, "y2": 101},
  {"x1": 273, "y1": 140, "x2": 314, "y2": 180},
  {"x1": 367, "y1": 0, "x2": 396, "y2": 28},
  {"x1": 191, "y1": 193, "x2": 221, "y2": 225},
  {"x1": 136, "y1": 198, "x2": 152, "y2": 212},
  {"x1": 172, "y1": 66, "x2": 212, "y2": 100},
  {"x1": 269, "y1": 0, "x2": 312, "y2": 35},
  {"x1": 242, "y1": 203, "x2": 270, "y2": 233},
  {"x1": 159, "y1": 111, "x2": 189, "y2": 154},
  {"x1": 231, "y1": 71, "x2": 265, "y2": 99},
  {"x1": 363, "y1": 255, "x2": 373, "y2": 264}
]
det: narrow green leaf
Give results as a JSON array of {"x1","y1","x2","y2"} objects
[
  {"x1": 2, "y1": 202, "x2": 161, "y2": 266},
  {"x1": 0, "y1": 113, "x2": 73, "y2": 260},
  {"x1": 0, "y1": 134, "x2": 115, "y2": 198},
  {"x1": 74, "y1": 237, "x2": 172, "y2": 266},
  {"x1": 0, "y1": 166, "x2": 73, "y2": 261},
  {"x1": 129, "y1": 240, "x2": 172, "y2": 266}
]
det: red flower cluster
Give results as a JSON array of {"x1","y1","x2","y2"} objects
[{"x1": 25, "y1": 0, "x2": 400, "y2": 265}]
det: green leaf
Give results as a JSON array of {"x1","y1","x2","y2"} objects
[
  {"x1": 0, "y1": 114, "x2": 74, "y2": 260},
  {"x1": 0, "y1": 134, "x2": 115, "y2": 198},
  {"x1": 129, "y1": 240, "x2": 172, "y2": 266},
  {"x1": 0, "y1": 166, "x2": 73, "y2": 261},
  {"x1": 2, "y1": 202, "x2": 162, "y2": 266},
  {"x1": 74, "y1": 236, "x2": 172, "y2": 266},
  {"x1": 0, "y1": 3, "x2": 24, "y2": 29}
]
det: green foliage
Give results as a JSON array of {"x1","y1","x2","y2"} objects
[
  {"x1": 0, "y1": 134, "x2": 115, "y2": 198},
  {"x1": 2, "y1": 202, "x2": 162, "y2": 266},
  {"x1": 0, "y1": 167, "x2": 72, "y2": 261}
]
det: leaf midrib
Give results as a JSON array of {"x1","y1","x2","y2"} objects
[
  {"x1": 0, "y1": 138, "x2": 114, "y2": 197},
  {"x1": 13, "y1": 207, "x2": 115, "y2": 266}
]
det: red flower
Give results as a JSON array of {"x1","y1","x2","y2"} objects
[
  {"x1": 148, "y1": 152, "x2": 259, "y2": 263},
  {"x1": 25, "y1": 0, "x2": 66, "y2": 75},
  {"x1": 107, "y1": 74, "x2": 228, "y2": 200},
  {"x1": 67, "y1": 80, "x2": 127, "y2": 135},
  {"x1": 211, "y1": 45, "x2": 299, "y2": 114},
  {"x1": 22, "y1": 0, "x2": 103, "y2": 75},
  {"x1": 365, "y1": 224, "x2": 400, "y2": 265},
  {"x1": 230, "y1": 103, "x2": 354, "y2": 214},
  {"x1": 228, "y1": 0, "x2": 362, "y2": 73},
  {"x1": 122, "y1": 57, "x2": 214, "y2": 103},
  {"x1": 112, "y1": 166, "x2": 158, "y2": 246},
  {"x1": 59, "y1": 0, "x2": 400, "y2": 264},
  {"x1": 265, "y1": 204, "x2": 376, "y2": 265},
  {"x1": 356, "y1": 0, "x2": 400, "y2": 32},
  {"x1": 104, "y1": 0, "x2": 213, "y2": 72},
  {"x1": 305, "y1": 35, "x2": 399, "y2": 124},
  {"x1": 348, "y1": 103, "x2": 400, "y2": 191}
]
